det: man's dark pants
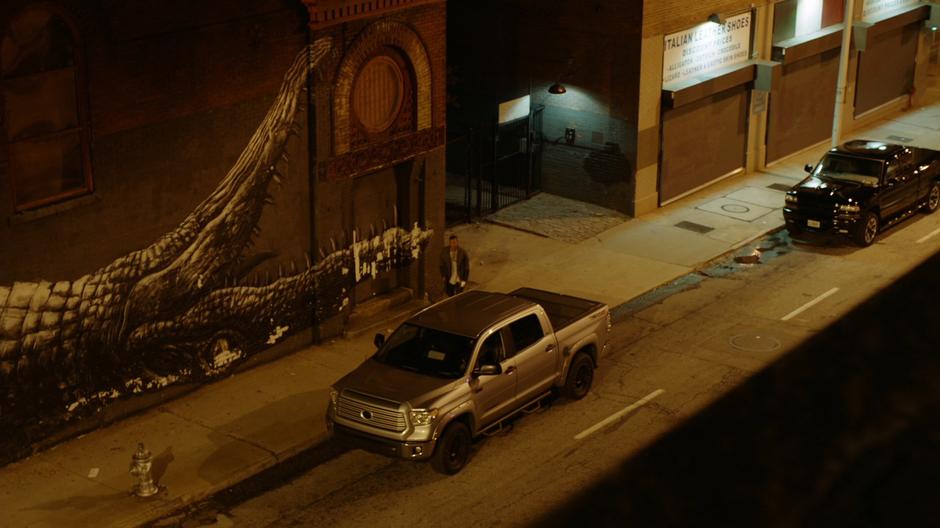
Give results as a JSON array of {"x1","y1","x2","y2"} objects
[{"x1": 444, "y1": 282, "x2": 464, "y2": 297}]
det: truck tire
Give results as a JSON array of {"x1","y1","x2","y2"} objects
[
  {"x1": 924, "y1": 182, "x2": 940, "y2": 214},
  {"x1": 562, "y1": 353, "x2": 594, "y2": 400},
  {"x1": 431, "y1": 421, "x2": 471, "y2": 475},
  {"x1": 853, "y1": 212, "x2": 879, "y2": 247}
]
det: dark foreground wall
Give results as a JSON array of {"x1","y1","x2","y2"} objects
[{"x1": 540, "y1": 250, "x2": 940, "y2": 526}]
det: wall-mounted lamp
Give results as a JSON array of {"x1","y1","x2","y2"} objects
[
  {"x1": 548, "y1": 82, "x2": 567, "y2": 95},
  {"x1": 547, "y1": 56, "x2": 575, "y2": 95},
  {"x1": 708, "y1": 13, "x2": 725, "y2": 25}
]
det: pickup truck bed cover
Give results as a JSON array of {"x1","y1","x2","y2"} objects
[{"x1": 510, "y1": 287, "x2": 606, "y2": 332}]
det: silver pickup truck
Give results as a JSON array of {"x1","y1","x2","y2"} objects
[{"x1": 326, "y1": 287, "x2": 610, "y2": 474}]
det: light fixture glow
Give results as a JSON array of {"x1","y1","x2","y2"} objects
[
  {"x1": 548, "y1": 82, "x2": 567, "y2": 95},
  {"x1": 795, "y1": 0, "x2": 824, "y2": 37}
]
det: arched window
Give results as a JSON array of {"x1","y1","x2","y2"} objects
[{"x1": 1, "y1": 8, "x2": 92, "y2": 212}]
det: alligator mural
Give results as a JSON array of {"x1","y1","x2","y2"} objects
[{"x1": 0, "y1": 37, "x2": 433, "y2": 460}]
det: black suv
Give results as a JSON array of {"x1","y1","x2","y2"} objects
[{"x1": 784, "y1": 140, "x2": 940, "y2": 246}]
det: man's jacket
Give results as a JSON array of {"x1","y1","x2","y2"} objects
[{"x1": 439, "y1": 247, "x2": 470, "y2": 282}]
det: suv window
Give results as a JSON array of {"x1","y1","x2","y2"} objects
[{"x1": 509, "y1": 314, "x2": 544, "y2": 352}]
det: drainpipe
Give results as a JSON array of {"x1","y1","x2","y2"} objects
[
  {"x1": 832, "y1": 0, "x2": 856, "y2": 147},
  {"x1": 306, "y1": 29, "x2": 321, "y2": 340}
]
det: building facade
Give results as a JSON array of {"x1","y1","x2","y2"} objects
[
  {"x1": 636, "y1": 0, "x2": 936, "y2": 213},
  {"x1": 0, "y1": 0, "x2": 446, "y2": 462},
  {"x1": 447, "y1": 0, "x2": 937, "y2": 217}
]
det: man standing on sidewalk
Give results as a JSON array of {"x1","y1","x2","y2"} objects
[{"x1": 439, "y1": 234, "x2": 469, "y2": 297}]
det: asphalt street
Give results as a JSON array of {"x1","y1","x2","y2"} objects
[{"x1": 151, "y1": 207, "x2": 940, "y2": 528}]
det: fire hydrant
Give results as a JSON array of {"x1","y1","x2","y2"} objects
[{"x1": 129, "y1": 442, "x2": 159, "y2": 497}]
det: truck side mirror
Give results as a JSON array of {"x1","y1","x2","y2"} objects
[
  {"x1": 373, "y1": 333, "x2": 385, "y2": 349},
  {"x1": 804, "y1": 163, "x2": 814, "y2": 173},
  {"x1": 473, "y1": 364, "x2": 502, "y2": 377}
]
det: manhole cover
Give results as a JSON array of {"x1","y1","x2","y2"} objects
[
  {"x1": 729, "y1": 334, "x2": 780, "y2": 352},
  {"x1": 721, "y1": 203, "x2": 750, "y2": 213}
]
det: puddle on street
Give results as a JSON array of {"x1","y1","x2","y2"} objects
[
  {"x1": 713, "y1": 231, "x2": 793, "y2": 271},
  {"x1": 614, "y1": 229, "x2": 795, "y2": 319}
]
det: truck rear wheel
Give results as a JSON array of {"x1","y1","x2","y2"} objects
[
  {"x1": 563, "y1": 353, "x2": 594, "y2": 400},
  {"x1": 924, "y1": 182, "x2": 940, "y2": 214},
  {"x1": 431, "y1": 421, "x2": 471, "y2": 475}
]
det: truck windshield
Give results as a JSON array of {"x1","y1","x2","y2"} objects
[
  {"x1": 373, "y1": 323, "x2": 476, "y2": 379},
  {"x1": 814, "y1": 154, "x2": 883, "y2": 187}
]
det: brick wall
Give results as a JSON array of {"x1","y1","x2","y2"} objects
[
  {"x1": 1, "y1": 0, "x2": 309, "y2": 283},
  {"x1": 310, "y1": 2, "x2": 447, "y2": 321}
]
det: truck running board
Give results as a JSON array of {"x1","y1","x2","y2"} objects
[
  {"x1": 883, "y1": 201, "x2": 926, "y2": 229},
  {"x1": 480, "y1": 390, "x2": 552, "y2": 437}
]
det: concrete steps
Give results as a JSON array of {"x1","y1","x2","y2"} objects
[{"x1": 345, "y1": 287, "x2": 429, "y2": 339}]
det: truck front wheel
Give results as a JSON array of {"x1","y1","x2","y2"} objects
[
  {"x1": 431, "y1": 421, "x2": 471, "y2": 475},
  {"x1": 853, "y1": 212, "x2": 879, "y2": 247},
  {"x1": 563, "y1": 353, "x2": 594, "y2": 400}
]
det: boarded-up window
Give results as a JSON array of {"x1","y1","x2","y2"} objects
[
  {"x1": 2, "y1": 9, "x2": 92, "y2": 211},
  {"x1": 353, "y1": 55, "x2": 404, "y2": 133}
]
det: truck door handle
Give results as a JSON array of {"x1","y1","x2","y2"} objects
[
  {"x1": 505, "y1": 366, "x2": 516, "y2": 375},
  {"x1": 545, "y1": 343, "x2": 555, "y2": 352}
]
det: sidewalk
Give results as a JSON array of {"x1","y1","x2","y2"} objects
[{"x1": 3, "y1": 89, "x2": 939, "y2": 527}]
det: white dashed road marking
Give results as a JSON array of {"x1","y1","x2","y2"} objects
[
  {"x1": 916, "y1": 226, "x2": 940, "y2": 244},
  {"x1": 781, "y1": 287, "x2": 840, "y2": 321},
  {"x1": 574, "y1": 389, "x2": 665, "y2": 441}
]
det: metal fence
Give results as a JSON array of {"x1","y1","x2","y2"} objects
[{"x1": 445, "y1": 106, "x2": 543, "y2": 226}]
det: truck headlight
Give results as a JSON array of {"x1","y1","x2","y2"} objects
[
  {"x1": 838, "y1": 204, "x2": 860, "y2": 213},
  {"x1": 785, "y1": 194, "x2": 798, "y2": 204},
  {"x1": 329, "y1": 388, "x2": 339, "y2": 406},
  {"x1": 410, "y1": 408, "x2": 438, "y2": 426}
]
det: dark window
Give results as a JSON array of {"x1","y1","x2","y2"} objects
[
  {"x1": 476, "y1": 331, "x2": 505, "y2": 367},
  {"x1": 509, "y1": 314, "x2": 544, "y2": 352},
  {"x1": 2, "y1": 8, "x2": 93, "y2": 212},
  {"x1": 897, "y1": 149, "x2": 913, "y2": 171}
]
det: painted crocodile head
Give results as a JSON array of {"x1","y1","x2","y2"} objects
[{"x1": 0, "y1": 38, "x2": 433, "y2": 431}]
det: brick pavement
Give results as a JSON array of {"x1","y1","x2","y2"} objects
[{"x1": 485, "y1": 192, "x2": 629, "y2": 244}]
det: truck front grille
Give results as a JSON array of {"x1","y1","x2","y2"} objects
[{"x1": 336, "y1": 390, "x2": 406, "y2": 433}]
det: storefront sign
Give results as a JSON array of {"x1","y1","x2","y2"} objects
[
  {"x1": 662, "y1": 12, "x2": 752, "y2": 86},
  {"x1": 862, "y1": 0, "x2": 919, "y2": 20}
]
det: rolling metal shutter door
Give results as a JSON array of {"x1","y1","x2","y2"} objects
[
  {"x1": 854, "y1": 21, "x2": 919, "y2": 116},
  {"x1": 660, "y1": 85, "x2": 748, "y2": 204},
  {"x1": 766, "y1": 47, "x2": 840, "y2": 164}
]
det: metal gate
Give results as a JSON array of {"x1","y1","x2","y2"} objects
[{"x1": 445, "y1": 105, "x2": 543, "y2": 225}]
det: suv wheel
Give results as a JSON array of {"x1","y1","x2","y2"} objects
[
  {"x1": 854, "y1": 212, "x2": 879, "y2": 247},
  {"x1": 431, "y1": 421, "x2": 471, "y2": 475},
  {"x1": 924, "y1": 182, "x2": 940, "y2": 214},
  {"x1": 562, "y1": 353, "x2": 594, "y2": 400}
]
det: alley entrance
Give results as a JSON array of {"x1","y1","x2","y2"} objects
[{"x1": 445, "y1": 106, "x2": 543, "y2": 225}]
